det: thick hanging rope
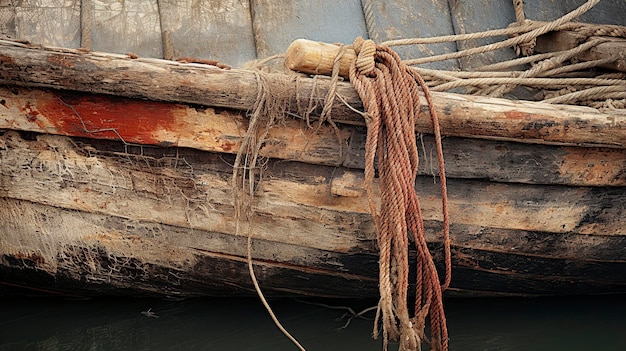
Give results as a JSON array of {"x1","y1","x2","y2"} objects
[
  {"x1": 349, "y1": 37, "x2": 451, "y2": 351},
  {"x1": 230, "y1": 2, "x2": 619, "y2": 350}
]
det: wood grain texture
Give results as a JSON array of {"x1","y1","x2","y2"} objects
[
  {"x1": 89, "y1": 0, "x2": 163, "y2": 58},
  {"x1": 345, "y1": 130, "x2": 626, "y2": 187},
  {"x1": 2, "y1": 87, "x2": 626, "y2": 187},
  {"x1": 0, "y1": 86, "x2": 349, "y2": 167},
  {"x1": 361, "y1": 0, "x2": 459, "y2": 70},
  {"x1": 1, "y1": 132, "x2": 625, "y2": 297},
  {"x1": 13, "y1": 0, "x2": 81, "y2": 48},
  {"x1": 2, "y1": 132, "x2": 625, "y2": 248},
  {"x1": 157, "y1": 0, "x2": 256, "y2": 66},
  {"x1": 2, "y1": 0, "x2": 626, "y2": 300},
  {"x1": 535, "y1": 30, "x2": 626, "y2": 72},
  {"x1": 250, "y1": 0, "x2": 367, "y2": 58},
  {"x1": 0, "y1": 41, "x2": 624, "y2": 148}
]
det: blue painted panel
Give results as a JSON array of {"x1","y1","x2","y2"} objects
[{"x1": 6, "y1": 0, "x2": 623, "y2": 70}]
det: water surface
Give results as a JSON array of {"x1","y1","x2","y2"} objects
[{"x1": 1, "y1": 295, "x2": 625, "y2": 350}]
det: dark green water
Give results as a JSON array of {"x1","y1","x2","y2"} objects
[{"x1": 1, "y1": 295, "x2": 625, "y2": 350}]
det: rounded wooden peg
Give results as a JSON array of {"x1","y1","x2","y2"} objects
[{"x1": 285, "y1": 39, "x2": 356, "y2": 78}]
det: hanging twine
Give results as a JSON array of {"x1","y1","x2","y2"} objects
[
  {"x1": 232, "y1": 71, "x2": 306, "y2": 351},
  {"x1": 349, "y1": 37, "x2": 451, "y2": 351}
]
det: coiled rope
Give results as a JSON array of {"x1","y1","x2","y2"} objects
[{"x1": 350, "y1": 37, "x2": 451, "y2": 351}]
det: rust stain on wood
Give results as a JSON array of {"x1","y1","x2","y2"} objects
[
  {"x1": 560, "y1": 148, "x2": 626, "y2": 186},
  {"x1": 46, "y1": 54, "x2": 75, "y2": 68},
  {"x1": 3, "y1": 252, "x2": 45, "y2": 267},
  {"x1": 0, "y1": 54, "x2": 13, "y2": 65}
]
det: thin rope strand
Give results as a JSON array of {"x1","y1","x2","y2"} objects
[{"x1": 401, "y1": 0, "x2": 601, "y2": 65}]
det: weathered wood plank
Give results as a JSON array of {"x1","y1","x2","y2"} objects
[
  {"x1": 0, "y1": 1, "x2": 16, "y2": 39},
  {"x1": 3, "y1": 196, "x2": 626, "y2": 298},
  {"x1": 13, "y1": 0, "x2": 81, "y2": 48},
  {"x1": 88, "y1": 0, "x2": 162, "y2": 58},
  {"x1": 21, "y1": 135, "x2": 624, "y2": 261},
  {"x1": 361, "y1": 0, "x2": 459, "y2": 70},
  {"x1": 449, "y1": 266, "x2": 626, "y2": 296},
  {"x1": 3, "y1": 195, "x2": 626, "y2": 298},
  {"x1": 0, "y1": 41, "x2": 624, "y2": 148},
  {"x1": 0, "y1": 199, "x2": 378, "y2": 298},
  {"x1": 2, "y1": 131, "x2": 625, "y2": 260},
  {"x1": 450, "y1": 246, "x2": 626, "y2": 283},
  {"x1": 535, "y1": 30, "x2": 626, "y2": 72},
  {"x1": 0, "y1": 87, "x2": 349, "y2": 167},
  {"x1": 440, "y1": 222, "x2": 626, "y2": 263},
  {"x1": 0, "y1": 132, "x2": 367, "y2": 253},
  {"x1": 305, "y1": 169, "x2": 626, "y2": 236},
  {"x1": 157, "y1": 0, "x2": 256, "y2": 66},
  {"x1": 0, "y1": 195, "x2": 374, "y2": 276},
  {"x1": 1, "y1": 0, "x2": 625, "y2": 299},
  {"x1": 3, "y1": 86, "x2": 625, "y2": 187},
  {"x1": 345, "y1": 130, "x2": 626, "y2": 187},
  {"x1": 250, "y1": 0, "x2": 367, "y2": 58}
]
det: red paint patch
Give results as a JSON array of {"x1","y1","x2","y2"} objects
[
  {"x1": 21, "y1": 102, "x2": 40, "y2": 122},
  {"x1": 37, "y1": 92, "x2": 186, "y2": 145},
  {"x1": 220, "y1": 140, "x2": 235, "y2": 152}
]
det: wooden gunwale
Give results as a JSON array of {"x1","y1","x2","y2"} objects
[{"x1": 0, "y1": 40, "x2": 625, "y2": 149}]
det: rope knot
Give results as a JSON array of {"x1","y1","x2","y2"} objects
[
  {"x1": 508, "y1": 20, "x2": 537, "y2": 56},
  {"x1": 352, "y1": 37, "x2": 376, "y2": 77}
]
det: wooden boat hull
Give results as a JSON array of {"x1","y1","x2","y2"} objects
[
  {"x1": 0, "y1": 0, "x2": 624, "y2": 298},
  {"x1": 2, "y1": 119, "x2": 626, "y2": 298}
]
